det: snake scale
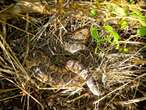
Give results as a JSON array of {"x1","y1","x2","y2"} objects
[{"x1": 25, "y1": 28, "x2": 101, "y2": 96}]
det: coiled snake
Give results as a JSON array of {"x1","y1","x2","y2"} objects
[{"x1": 25, "y1": 28, "x2": 101, "y2": 96}]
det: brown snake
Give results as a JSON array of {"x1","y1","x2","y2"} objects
[{"x1": 25, "y1": 28, "x2": 101, "y2": 96}]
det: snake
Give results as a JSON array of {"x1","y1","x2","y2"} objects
[{"x1": 25, "y1": 28, "x2": 101, "y2": 96}]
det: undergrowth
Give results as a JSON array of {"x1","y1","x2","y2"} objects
[{"x1": 0, "y1": 0, "x2": 146, "y2": 110}]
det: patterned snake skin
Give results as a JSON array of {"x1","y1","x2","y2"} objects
[{"x1": 25, "y1": 28, "x2": 101, "y2": 96}]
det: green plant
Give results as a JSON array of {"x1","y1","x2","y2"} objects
[
  {"x1": 90, "y1": 24, "x2": 121, "y2": 52},
  {"x1": 130, "y1": 9, "x2": 146, "y2": 26},
  {"x1": 107, "y1": 3, "x2": 128, "y2": 17},
  {"x1": 104, "y1": 25, "x2": 120, "y2": 49},
  {"x1": 90, "y1": 25, "x2": 100, "y2": 43},
  {"x1": 90, "y1": 8, "x2": 97, "y2": 17},
  {"x1": 118, "y1": 19, "x2": 128, "y2": 29},
  {"x1": 137, "y1": 26, "x2": 146, "y2": 37}
]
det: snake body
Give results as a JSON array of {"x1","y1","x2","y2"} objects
[{"x1": 25, "y1": 28, "x2": 101, "y2": 96}]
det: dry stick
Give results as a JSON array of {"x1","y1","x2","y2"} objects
[
  {"x1": 22, "y1": 12, "x2": 30, "y2": 66},
  {"x1": 119, "y1": 45, "x2": 146, "y2": 67},
  {"x1": 119, "y1": 96, "x2": 146, "y2": 105},
  {"x1": 119, "y1": 41, "x2": 146, "y2": 45},
  {"x1": 30, "y1": 21, "x2": 50, "y2": 41},
  {"x1": 0, "y1": 34, "x2": 29, "y2": 78},
  {"x1": 30, "y1": 15, "x2": 56, "y2": 41},
  {"x1": 0, "y1": 38, "x2": 17, "y2": 74},
  {"x1": 67, "y1": 93, "x2": 89, "y2": 103},
  {"x1": 0, "y1": 20, "x2": 35, "y2": 37},
  {"x1": 2, "y1": 23, "x2": 6, "y2": 39},
  {"x1": 0, "y1": 68, "x2": 15, "y2": 75},
  {"x1": 27, "y1": 89, "x2": 30, "y2": 110},
  {"x1": 0, "y1": 35, "x2": 41, "y2": 109},
  {"x1": 0, "y1": 94, "x2": 21, "y2": 102},
  {"x1": 6, "y1": 78, "x2": 44, "y2": 110},
  {"x1": 94, "y1": 46, "x2": 146, "y2": 104},
  {"x1": 94, "y1": 72, "x2": 146, "y2": 104}
]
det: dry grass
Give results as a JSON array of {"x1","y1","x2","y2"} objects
[{"x1": 0, "y1": 0, "x2": 146, "y2": 110}]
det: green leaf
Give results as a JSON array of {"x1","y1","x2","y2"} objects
[
  {"x1": 104, "y1": 25, "x2": 120, "y2": 49},
  {"x1": 118, "y1": 20, "x2": 128, "y2": 29},
  {"x1": 130, "y1": 9, "x2": 143, "y2": 17},
  {"x1": 108, "y1": 3, "x2": 127, "y2": 17},
  {"x1": 137, "y1": 26, "x2": 146, "y2": 36},
  {"x1": 130, "y1": 10, "x2": 146, "y2": 26},
  {"x1": 90, "y1": 25, "x2": 100, "y2": 43},
  {"x1": 123, "y1": 48, "x2": 128, "y2": 53},
  {"x1": 90, "y1": 8, "x2": 97, "y2": 17},
  {"x1": 104, "y1": 25, "x2": 113, "y2": 32},
  {"x1": 104, "y1": 25, "x2": 120, "y2": 41},
  {"x1": 112, "y1": 31, "x2": 120, "y2": 44}
]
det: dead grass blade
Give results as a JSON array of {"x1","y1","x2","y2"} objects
[
  {"x1": 94, "y1": 72, "x2": 146, "y2": 105},
  {"x1": 118, "y1": 96, "x2": 146, "y2": 105}
]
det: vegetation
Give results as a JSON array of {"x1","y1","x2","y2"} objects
[{"x1": 0, "y1": 0, "x2": 146, "y2": 110}]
